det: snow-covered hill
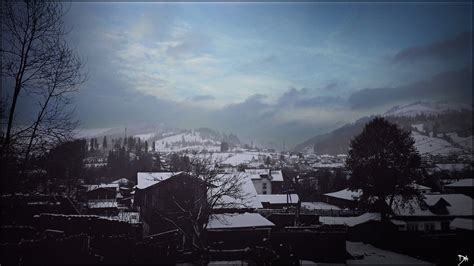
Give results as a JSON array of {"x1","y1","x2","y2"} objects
[
  {"x1": 411, "y1": 131, "x2": 464, "y2": 156},
  {"x1": 154, "y1": 130, "x2": 221, "y2": 152},
  {"x1": 295, "y1": 101, "x2": 472, "y2": 156},
  {"x1": 384, "y1": 101, "x2": 471, "y2": 117}
]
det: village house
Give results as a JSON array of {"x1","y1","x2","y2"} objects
[
  {"x1": 323, "y1": 188, "x2": 362, "y2": 209},
  {"x1": 134, "y1": 172, "x2": 209, "y2": 237},
  {"x1": 258, "y1": 194, "x2": 299, "y2": 209},
  {"x1": 389, "y1": 193, "x2": 474, "y2": 232},
  {"x1": 244, "y1": 169, "x2": 285, "y2": 194},
  {"x1": 444, "y1": 178, "x2": 474, "y2": 198}
]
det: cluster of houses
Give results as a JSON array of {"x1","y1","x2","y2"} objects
[{"x1": 75, "y1": 158, "x2": 474, "y2": 261}]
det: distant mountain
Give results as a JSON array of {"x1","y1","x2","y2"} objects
[
  {"x1": 294, "y1": 101, "x2": 473, "y2": 155},
  {"x1": 75, "y1": 124, "x2": 241, "y2": 152},
  {"x1": 383, "y1": 100, "x2": 472, "y2": 117}
]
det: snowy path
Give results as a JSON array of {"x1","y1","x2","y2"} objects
[{"x1": 346, "y1": 241, "x2": 433, "y2": 265}]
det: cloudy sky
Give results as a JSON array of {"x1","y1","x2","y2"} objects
[{"x1": 59, "y1": 2, "x2": 471, "y2": 147}]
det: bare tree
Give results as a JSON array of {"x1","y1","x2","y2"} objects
[
  {"x1": 1, "y1": 1, "x2": 85, "y2": 165},
  {"x1": 153, "y1": 154, "x2": 253, "y2": 258}
]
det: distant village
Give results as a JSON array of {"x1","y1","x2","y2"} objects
[{"x1": 1, "y1": 129, "x2": 472, "y2": 265}]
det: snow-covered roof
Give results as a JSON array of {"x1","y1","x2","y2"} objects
[
  {"x1": 136, "y1": 172, "x2": 181, "y2": 189},
  {"x1": 301, "y1": 202, "x2": 341, "y2": 211},
  {"x1": 111, "y1": 178, "x2": 130, "y2": 185},
  {"x1": 450, "y1": 218, "x2": 474, "y2": 231},
  {"x1": 320, "y1": 212, "x2": 381, "y2": 227},
  {"x1": 445, "y1": 178, "x2": 474, "y2": 188},
  {"x1": 346, "y1": 241, "x2": 431, "y2": 264},
  {"x1": 212, "y1": 173, "x2": 263, "y2": 209},
  {"x1": 244, "y1": 169, "x2": 270, "y2": 180},
  {"x1": 391, "y1": 194, "x2": 474, "y2": 217},
  {"x1": 85, "y1": 183, "x2": 119, "y2": 192},
  {"x1": 222, "y1": 153, "x2": 257, "y2": 166},
  {"x1": 324, "y1": 188, "x2": 362, "y2": 201},
  {"x1": 207, "y1": 213, "x2": 274, "y2": 230},
  {"x1": 258, "y1": 194, "x2": 299, "y2": 204},
  {"x1": 87, "y1": 199, "x2": 118, "y2": 209},
  {"x1": 312, "y1": 162, "x2": 345, "y2": 168},
  {"x1": 245, "y1": 169, "x2": 269, "y2": 175},
  {"x1": 270, "y1": 170, "x2": 284, "y2": 182}
]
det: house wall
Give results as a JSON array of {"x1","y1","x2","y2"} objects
[
  {"x1": 271, "y1": 181, "x2": 283, "y2": 194},
  {"x1": 403, "y1": 221, "x2": 443, "y2": 232},
  {"x1": 252, "y1": 178, "x2": 272, "y2": 194},
  {"x1": 137, "y1": 174, "x2": 208, "y2": 236}
]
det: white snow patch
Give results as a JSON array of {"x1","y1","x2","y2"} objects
[
  {"x1": 136, "y1": 172, "x2": 181, "y2": 189},
  {"x1": 324, "y1": 188, "x2": 362, "y2": 201},
  {"x1": 207, "y1": 212, "x2": 274, "y2": 230},
  {"x1": 412, "y1": 133, "x2": 463, "y2": 156},
  {"x1": 301, "y1": 202, "x2": 341, "y2": 211},
  {"x1": 450, "y1": 218, "x2": 474, "y2": 231},
  {"x1": 320, "y1": 212, "x2": 380, "y2": 227},
  {"x1": 444, "y1": 178, "x2": 474, "y2": 188},
  {"x1": 346, "y1": 241, "x2": 432, "y2": 264}
]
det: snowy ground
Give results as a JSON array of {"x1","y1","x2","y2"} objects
[
  {"x1": 447, "y1": 132, "x2": 473, "y2": 151},
  {"x1": 134, "y1": 133, "x2": 156, "y2": 141},
  {"x1": 154, "y1": 132, "x2": 220, "y2": 152},
  {"x1": 412, "y1": 132, "x2": 464, "y2": 156},
  {"x1": 346, "y1": 241, "x2": 433, "y2": 265}
]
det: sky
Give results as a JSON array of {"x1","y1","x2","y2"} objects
[{"x1": 27, "y1": 2, "x2": 473, "y2": 147}]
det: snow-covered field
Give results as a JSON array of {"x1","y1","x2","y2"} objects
[
  {"x1": 412, "y1": 132, "x2": 464, "y2": 156},
  {"x1": 222, "y1": 153, "x2": 259, "y2": 166},
  {"x1": 74, "y1": 128, "x2": 113, "y2": 138},
  {"x1": 154, "y1": 132, "x2": 221, "y2": 152},
  {"x1": 447, "y1": 132, "x2": 473, "y2": 151}
]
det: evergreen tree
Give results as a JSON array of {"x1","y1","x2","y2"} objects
[
  {"x1": 103, "y1": 136, "x2": 108, "y2": 149},
  {"x1": 220, "y1": 142, "x2": 229, "y2": 152},
  {"x1": 346, "y1": 117, "x2": 423, "y2": 218}
]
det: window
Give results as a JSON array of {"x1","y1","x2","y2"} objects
[
  {"x1": 407, "y1": 223, "x2": 418, "y2": 231},
  {"x1": 262, "y1": 183, "x2": 267, "y2": 189},
  {"x1": 424, "y1": 223, "x2": 435, "y2": 231},
  {"x1": 262, "y1": 190, "x2": 267, "y2": 194}
]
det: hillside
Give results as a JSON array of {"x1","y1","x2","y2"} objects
[
  {"x1": 294, "y1": 101, "x2": 473, "y2": 155},
  {"x1": 153, "y1": 128, "x2": 241, "y2": 152}
]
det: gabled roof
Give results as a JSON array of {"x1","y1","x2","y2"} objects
[
  {"x1": 324, "y1": 188, "x2": 362, "y2": 201},
  {"x1": 391, "y1": 194, "x2": 473, "y2": 217},
  {"x1": 270, "y1": 170, "x2": 284, "y2": 182},
  {"x1": 207, "y1": 212, "x2": 274, "y2": 230},
  {"x1": 445, "y1": 178, "x2": 474, "y2": 188},
  {"x1": 136, "y1": 172, "x2": 182, "y2": 189},
  {"x1": 258, "y1": 194, "x2": 299, "y2": 204},
  {"x1": 85, "y1": 183, "x2": 119, "y2": 192},
  {"x1": 212, "y1": 173, "x2": 262, "y2": 209},
  {"x1": 450, "y1": 218, "x2": 474, "y2": 231},
  {"x1": 320, "y1": 212, "x2": 381, "y2": 227}
]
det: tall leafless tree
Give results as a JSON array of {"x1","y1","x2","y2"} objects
[
  {"x1": 1, "y1": 1, "x2": 85, "y2": 170},
  {"x1": 155, "y1": 154, "x2": 253, "y2": 257}
]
